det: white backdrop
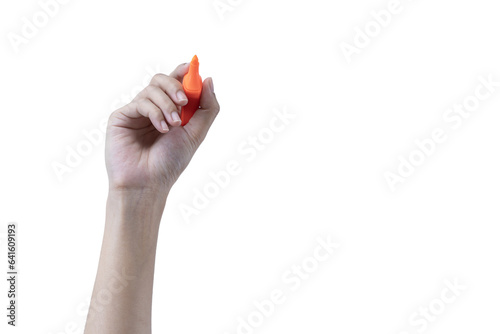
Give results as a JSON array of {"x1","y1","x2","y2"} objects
[{"x1": 1, "y1": 0, "x2": 500, "y2": 333}]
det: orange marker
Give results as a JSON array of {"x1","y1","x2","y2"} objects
[{"x1": 181, "y1": 55, "x2": 203, "y2": 126}]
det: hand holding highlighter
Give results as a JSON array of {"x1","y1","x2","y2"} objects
[{"x1": 181, "y1": 55, "x2": 203, "y2": 126}]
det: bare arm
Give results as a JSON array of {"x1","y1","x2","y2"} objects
[{"x1": 84, "y1": 63, "x2": 219, "y2": 334}]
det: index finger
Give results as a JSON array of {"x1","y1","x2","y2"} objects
[{"x1": 169, "y1": 63, "x2": 190, "y2": 82}]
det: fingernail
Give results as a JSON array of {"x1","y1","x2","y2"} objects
[
  {"x1": 171, "y1": 111, "x2": 181, "y2": 125},
  {"x1": 161, "y1": 120, "x2": 169, "y2": 132},
  {"x1": 177, "y1": 91, "x2": 188, "y2": 103},
  {"x1": 209, "y1": 77, "x2": 214, "y2": 94}
]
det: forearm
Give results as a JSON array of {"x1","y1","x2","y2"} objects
[
  {"x1": 84, "y1": 63, "x2": 218, "y2": 333},
  {"x1": 84, "y1": 188, "x2": 168, "y2": 334}
]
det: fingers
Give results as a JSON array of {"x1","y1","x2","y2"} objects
[
  {"x1": 169, "y1": 63, "x2": 190, "y2": 82},
  {"x1": 143, "y1": 86, "x2": 182, "y2": 126},
  {"x1": 150, "y1": 72, "x2": 188, "y2": 106},
  {"x1": 125, "y1": 68, "x2": 188, "y2": 128},
  {"x1": 126, "y1": 98, "x2": 169, "y2": 133},
  {"x1": 199, "y1": 78, "x2": 219, "y2": 112},
  {"x1": 111, "y1": 63, "x2": 214, "y2": 137},
  {"x1": 149, "y1": 72, "x2": 190, "y2": 126},
  {"x1": 184, "y1": 77, "x2": 220, "y2": 145}
]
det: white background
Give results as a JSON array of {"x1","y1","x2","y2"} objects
[{"x1": 1, "y1": 0, "x2": 500, "y2": 333}]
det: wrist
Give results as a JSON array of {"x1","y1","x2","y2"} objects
[
  {"x1": 106, "y1": 186, "x2": 168, "y2": 229},
  {"x1": 108, "y1": 180, "x2": 171, "y2": 197},
  {"x1": 108, "y1": 184, "x2": 169, "y2": 200}
]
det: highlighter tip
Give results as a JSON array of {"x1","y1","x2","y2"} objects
[{"x1": 191, "y1": 55, "x2": 199, "y2": 65}]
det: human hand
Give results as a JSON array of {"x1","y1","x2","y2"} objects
[{"x1": 105, "y1": 63, "x2": 220, "y2": 193}]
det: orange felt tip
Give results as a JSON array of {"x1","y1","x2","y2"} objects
[{"x1": 181, "y1": 55, "x2": 203, "y2": 126}]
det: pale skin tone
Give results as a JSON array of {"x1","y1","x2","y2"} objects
[{"x1": 83, "y1": 63, "x2": 220, "y2": 334}]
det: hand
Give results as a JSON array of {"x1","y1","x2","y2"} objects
[{"x1": 105, "y1": 63, "x2": 220, "y2": 193}]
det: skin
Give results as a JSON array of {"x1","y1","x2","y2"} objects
[{"x1": 83, "y1": 63, "x2": 220, "y2": 334}]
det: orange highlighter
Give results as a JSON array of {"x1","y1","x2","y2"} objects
[{"x1": 181, "y1": 55, "x2": 203, "y2": 126}]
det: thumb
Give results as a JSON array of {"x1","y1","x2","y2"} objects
[{"x1": 183, "y1": 77, "x2": 220, "y2": 144}]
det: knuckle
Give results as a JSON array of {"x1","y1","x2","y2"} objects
[
  {"x1": 151, "y1": 73, "x2": 166, "y2": 84},
  {"x1": 212, "y1": 100, "x2": 220, "y2": 114},
  {"x1": 164, "y1": 97, "x2": 176, "y2": 109},
  {"x1": 161, "y1": 76, "x2": 179, "y2": 89},
  {"x1": 153, "y1": 95, "x2": 173, "y2": 112},
  {"x1": 107, "y1": 110, "x2": 118, "y2": 125},
  {"x1": 144, "y1": 85, "x2": 156, "y2": 95},
  {"x1": 108, "y1": 105, "x2": 128, "y2": 126}
]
